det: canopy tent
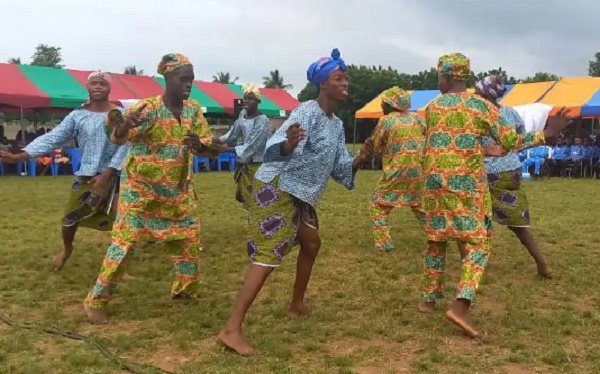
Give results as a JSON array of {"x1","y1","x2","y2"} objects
[
  {"x1": 536, "y1": 78, "x2": 600, "y2": 117},
  {"x1": 0, "y1": 63, "x2": 299, "y2": 117}
]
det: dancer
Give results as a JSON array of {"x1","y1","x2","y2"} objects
[
  {"x1": 218, "y1": 49, "x2": 374, "y2": 356},
  {"x1": 471, "y1": 75, "x2": 551, "y2": 277},
  {"x1": 0, "y1": 72, "x2": 128, "y2": 271},
  {"x1": 418, "y1": 53, "x2": 572, "y2": 338},
  {"x1": 84, "y1": 53, "x2": 219, "y2": 324},
  {"x1": 212, "y1": 83, "x2": 271, "y2": 206},
  {"x1": 370, "y1": 87, "x2": 426, "y2": 252}
]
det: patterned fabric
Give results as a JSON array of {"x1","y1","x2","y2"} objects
[
  {"x1": 86, "y1": 236, "x2": 200, "y2": 309},
  {"x1": 88, "y1": 71, "x2": 111, "y2": 84},
  {"x1": 370, "y1": 204, "x2": 423, "y2": 252},
  {"x1": 482, "y1": 106, "x2": 526, "y2": 174},
  {"x1": 242, "y1": 83, "x2": 262, "y2": 101},
  {"x1": 371, "y1": 111, "x2": 426, "y2": 208},
  {"x1": 475, "y1": 75, "x2": 505, "y2": 100},
  {"x1": 247, "y1": 177, "x2": 318, "y2": 267},
  {"x1": 422, "y1": 92, "x2": 545, "y2": 242},
  {"x1": 255, "y1": 100, "x2": 355, "y2": 208},
  {"x1": 219, "y1": 110, "x2": 271, "y2": 164},
  {"x1": 24, "y1": 109, "x2": 128, "y2": 176},
  {"x1": 422, "y1": 238, "x2": 491, "y2": 303},
  {"x1": 234, "y1": 162, "x2": 260, "y2": 206},
  {"x1": 63, "y1": 174, "x2": 120, "y2": 231},
  {"x1": 381, "y1": 86, "x2": 411, "y2": 112},
  {"x1": 157, "y1": 53, "x2": 192, "y2": 76},
  {"x1": 437, "y1": 53, "x2": 470, "y2": 81},
  {"x1": 487, "y1": 170, "x2": 530, "y2": 227},
  {"x1": 307, "y1": 48, "x2": 347, "y2": 86},
  {"x1": 110, "y1": 96, "x2": 219, "y2": 243}
]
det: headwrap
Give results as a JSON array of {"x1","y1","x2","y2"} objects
[
  {"x1": 381, "y1": 86, "x2": 411, "y2": 112},
  {"x1": 476, "y1": 75, "x2": 506, "y2": 101},
  {"x1": 242, "y1": 83, "x2": 262, "y2": 102},
  {"x1": 307, "y1": 48, "x2": 347, "y2": 86},
  {"x1": 437, "y1": 53, "x2": 470, "y2": 81},
  {"x1": 87, "y1": 71, "x2": 111, "y2": 85},
  {"x1": 157, "y1": 53, "x2": 192, "y2": 76}
]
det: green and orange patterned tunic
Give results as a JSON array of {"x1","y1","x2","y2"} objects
[
  {"x1": 371, "y1": 111, "x2": 426, "y2": 207},
  {"x1": 421, "y1": 92, "x2": 544, "y2": 242},
  {"x1": 110, "y1": 96, "x2": 219, "y2": 243}
]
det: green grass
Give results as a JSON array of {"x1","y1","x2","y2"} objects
[{"x1": 1, "y1": 173, "x2": 599, "y2": 374}]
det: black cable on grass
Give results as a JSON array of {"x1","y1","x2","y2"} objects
[{"x1": 0, "y1": 314, "x2": 174, "y2": 374}]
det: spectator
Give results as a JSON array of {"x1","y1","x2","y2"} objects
[{"x1": 522, "y1": 146, "x2": 552, "y2": 177}]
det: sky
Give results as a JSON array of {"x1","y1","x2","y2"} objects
[{"x1": 2, "y1": 0, "x2": 599, "y2": 96}]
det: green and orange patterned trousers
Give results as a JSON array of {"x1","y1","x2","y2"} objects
[
  {"x1": 370, "y1": 203, "x2": 425, "y2": 252},
  {"x1": 422, "y1": 238, "x2": 491, "y2": 303},
  {"x1": 85, "y1": 236, "x2": 201, "y2": 310}
]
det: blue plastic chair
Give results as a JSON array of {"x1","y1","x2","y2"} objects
[
  {"x1": 229, "y1": 153, "x2": 237, "y2": 171},
  {"x1": 68, "y1": 147, "x2": 81, "y2": 175},
  {"x1": 217, "y1": 152, "x2": 233, "y2": 172},
  {"x1": 0, "y1": 162, "x2": 4, "y2": 176},
  {"x1": 27, "y1": 160, "x2": 37, "y2": 176},
  {"x1": 193, "y1": 155, "x2": 210, "y2": 172},
  {"x1": 16, "y1": 161, "x2": 27, "y2": 175}
]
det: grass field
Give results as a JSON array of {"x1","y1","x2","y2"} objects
[{"x1": 1, "y1": 173, "x2": 599, "y2": 374}]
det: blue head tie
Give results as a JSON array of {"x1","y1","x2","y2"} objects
[{"x1": 307, "y1": 48, "x2": 347, "y2": 87}]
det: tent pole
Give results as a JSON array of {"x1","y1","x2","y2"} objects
[
  {"x1": 20, "y1": 107, "x2": 27, "y2": 175},
  {"x1": 352, "y1": 117, "x2": 357, "y2": 154}
]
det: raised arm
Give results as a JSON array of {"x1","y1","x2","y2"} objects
[{"x1": 235, "y1": 116, "x2": 271, "y2": 163}]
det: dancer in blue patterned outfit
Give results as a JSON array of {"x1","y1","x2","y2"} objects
[
  {"x1": 0, "y1": 72, "x2": 128, "y2": 271},
  {"x1": 218, "y1": 49, "x2": 375, "y2": 356},
  {"x1": 473, "y1": 75, "x2": 551, "y2": 277}
]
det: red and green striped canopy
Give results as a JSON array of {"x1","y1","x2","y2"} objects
[{"x1": 0, "y1": 63, "x2": 299, "y2": 117}]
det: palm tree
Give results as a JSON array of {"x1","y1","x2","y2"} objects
[
  {"x1": 124, "y1": 65, "x2": 144, "y2": 75},
  {"x1": 262, "y1": 70, "x2": 293, "y2": 90},
  {"x1": 7, "y1": 57, "x2": 22, "y2": 64},
  {"x1": 212, "y1": 72, "x2": 238, "y2": 84}
]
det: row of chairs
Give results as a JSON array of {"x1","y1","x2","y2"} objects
[{"x1": 0, "y1": 148, "x2": 237, "y2": 176}]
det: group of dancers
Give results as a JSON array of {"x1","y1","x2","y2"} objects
[{"x1": 0, "y1": 49, "x2": 572, "y2": 356}]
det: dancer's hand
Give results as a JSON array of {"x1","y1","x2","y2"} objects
[
  {"x1": 0, "y1": 151, "x2": 28, "y2": 163},
  {"x1": 183, "y1": 132, "x2": 205, "y2": 151},
  {"x1": 284, "y1": 123, "x2": 306, "y2": 153},
  {"x1": 124, "y1": 103, "x2": 151, "y2": 129},
  {"x1": 358, "y1": 138, "x2": 375, "y2": 162},
  {"x1": 91, "y1": 170, "x2": 111, "y2": 194},
  {"x1": 484, "y1": 144, "x2": 506, "y2": 157},
  {"x1": 544, "y1": 107, "x2": 573, "y2": 139}
]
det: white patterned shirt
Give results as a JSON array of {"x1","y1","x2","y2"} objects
[
  {"x1": 255, "y1": 100, "x2": 355, "y2": 207},
  {"x1": 24, "y1": 108, "x2": 129, "y2": 176},
  {"x1": 219, "y1": 110, "x2": 271, "y2": 164}
]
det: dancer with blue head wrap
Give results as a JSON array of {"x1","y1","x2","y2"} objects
[{"x1": 218, "y1": 48, "x2": 375, "y2": 356}]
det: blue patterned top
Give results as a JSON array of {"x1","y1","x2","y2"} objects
[
  {"x1": 24, "y1": 108, "x2": 129, "y2": 176},
  {"x1": 219, "y1": 110, "x2": 271, "y2": 164},
  {"x1": 482, "y1": 106, "x2": 525, "y2": 174},
  {"x1": 255, "y1": 100, "x2": 355, "y2": 207}
]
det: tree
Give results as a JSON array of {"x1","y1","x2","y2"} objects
[
  {"x1": 475, "y1": 67, "x2": 519, "y2": 85},
  {"x1": 212, "y1": 72, "x2": 238, "y2": 84},
  {"x1": 7, "y1": 57, "x2": 22, "y2": 64},
  {"x1": 589, "y1": 52, "x2": 600, "y2": 77},
  {"x1": 409, "y1": 68, "x2": 439, "y2": 90},
  {"x1": 522, "y1": 72, "x2": 561, "y2": 83},
  {"x1": 31, "y1": 44, "x2": 64, "y2": 68},
  {"x1": 262, "y1": 69, "x2": 293, "y2": 90},
  {"x1": 124, "y1": 65, "x2": 144, "y2": 75}
]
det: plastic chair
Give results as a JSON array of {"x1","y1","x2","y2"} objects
[
  {"x1": 217, "y1": 152, "x2": 232, "y2": 172},
  {"x1": 16, "y1": 161, "x2": 27, "y2": 176},
  {"x1": 229, "y1": 153, "x2": 237, "y2": 171},
  {"x1": 27, "y1": 160, "x2": 37, "y2": 176},
  {"x1": 193, "y1": 155, "x2": 210, "y2": 173},
  {"x1": 0, "y1": 162, "x2": 5, "y2": 176},
  {"x1": 67, "y1": 147, "x2": 81, "y2": 175}
]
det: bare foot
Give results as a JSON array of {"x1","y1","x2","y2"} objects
[
  {"x1": 84, "y1": 302, "x2": 108, "y2": 325},
  {"x1": 288, "y1": 302, "x2": 311, "y2": 319},
  {"x1": 418, "y1": 301, "x2": 436, "y2": 314},
  {"x1": 446, "y1": 306, "x2": 479, "y2": 338},
  {"x1": 218, "y1": 329, "x2": 259, "y2": 356},
  {"x1": 537, "y1": 263, "x2": 552, "y2": 279},
  {"x1": 122, "y1": 272, "x2": 135, "y2": 281},
  {"x1": 53, "y1": 252, "x2": 70, "y2": 271},
  {"x1": 172, "y1": 292, "x2": 193, "y2": 300}
]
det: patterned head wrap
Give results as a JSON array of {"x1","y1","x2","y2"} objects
[
  {"x1": 157, "y1": 53, "x2": 192, "y2": 76},
  {"x1": 307, "y1": 48, "x2": 347, "y2": 86},
  {"x1": 476, "y1": 75, "x2": 506, "y2": 101},
  {"x1": 437, "y1": 53, "x2": 470, "y2": 81},
  {"x1": 87, "y1": 71, "x2": 111, "y2": 85},
  {"x1": 242, "y1": 83, "x2": 262, "y2": 102},
  {"x1": 381, "y1": 86, "x2": 411, "y2": 112}
]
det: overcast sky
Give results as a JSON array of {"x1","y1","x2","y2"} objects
[{"x1": 2, "y1": 0, "x2": 598, "y2": 96}]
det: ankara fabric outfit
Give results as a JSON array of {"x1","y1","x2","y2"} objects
[
  {"x1": 421, "y1": 92, "x2": 544, "y2": 303},
  {"x1": 87, "y1": 96, "x2": 219, "y2": 309}
]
